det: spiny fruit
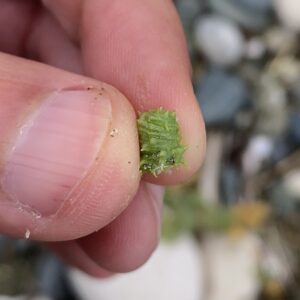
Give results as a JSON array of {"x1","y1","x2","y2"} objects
[{"x1": 137, "y1": 108, "x2": 186, "y2": 176}]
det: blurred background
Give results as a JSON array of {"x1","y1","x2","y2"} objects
[{"x1": 0, "y1": 0, "x2": 299, "y2": 299}]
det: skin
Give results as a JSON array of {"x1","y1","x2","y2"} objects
[{"x1": 0, "y1": 0, "x2": 206, "y2": 276}]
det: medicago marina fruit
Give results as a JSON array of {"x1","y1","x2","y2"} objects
[{"x1": 137, "y1": 108, "x2": 186, "y2": 176}]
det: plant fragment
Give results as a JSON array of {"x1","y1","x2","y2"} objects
[{"x1": 137, "y1": 108, "x2": 186, "y2": 176}]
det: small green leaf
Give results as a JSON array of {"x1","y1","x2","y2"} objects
[{"x1": 137, "y1": 108, "x2": 186, "y2": 176}]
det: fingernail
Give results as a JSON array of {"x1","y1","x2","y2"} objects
[{"x1": 2, "y1": 89, "x2": 112, "y2": 216}]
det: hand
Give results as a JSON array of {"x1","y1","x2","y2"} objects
[{"x1": 0, "y1": 0, "x2": 205, "y2": 276}]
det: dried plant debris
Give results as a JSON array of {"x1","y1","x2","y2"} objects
[{"x1": 137, "y1": 108, "x2": 186, "y2": 176}]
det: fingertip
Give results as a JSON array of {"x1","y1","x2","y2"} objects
[
  {"x1": 78, "y1": 182, "x2": 164, "y2": 273},
  {"x1": 0, "y1": 56, "x2": 140, "y2": 241},
  {"x1": 35, "y1": 84, "x2": 141, "y2": 240}
]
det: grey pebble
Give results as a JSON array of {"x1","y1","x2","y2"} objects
[
  {"x1": 220, "y1": 165, "x2": 241, "y2": 205},
  {"x1": 269, "y1": 182, "x2": 300, "y2": 214},
  {"x1": 270, "y1": 137, "x2": 296, "y2": 163},
  {"x1": 289, "y1": 113, "x2": 300, "y2": 146},
  {"x1": 195, "y1": 68, "x2": 251, "y2": 126},
  {"x1": 208, "y1": 0, "x2": 273, "y2": 31},
  {"x1": 176, "y1": 0, "x2": 204, "y2": 29},
  {"x1": 36, "y1": 254, "x2": 77, "y2": 300}
]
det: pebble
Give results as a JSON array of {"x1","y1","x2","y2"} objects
[
  {"x1": 255, "y1": 75, "x2": 288, "y2": 135},
  {"x1": 245, "y1": 37, "x2": 266, "y2": 60},
  {"x1": 242, "y1": 135, "x2": 274, "y2": 175},
  {"x1": 264, "y1": 27, "x2": 297, "y2": 54},
  {"x1": 176, "y1": 0, "x2": 203, "y2": 29},
  {"x1": 289, "y1": 113, "x2": 300, "y2": 145},
  {"x1": 269, "y1": 182, "x2": 299, "y2": 214},
  {"x1": 195, "y1": 68, "x2": 250, "y2": 126},
  {"x1": 204, "y1": 234, "x2": 261, "y2": 300},
  {"x1": 269, "y1": 57, "x2": 300, "y2": 86},
  {"x1": 194, "y1": 16, "x2": 245, "y2": 66},
  {"x1": 36, "y1": 254, "x2": 76, "y2": 300},
  {"x1": 208, "y1": 0, "x2": 272, "y2": 31},
  {"x1": 291, "y1": 84, "x2": 300, "y2": 109},
  {"x1": 0, "y1": 296, "x2": 52, "y2": 300},
  {"x1": 15, "y1": 240, "x2": 37, "y2": 257},
  {"x1": 274, "y1": 0, "x2": 300, "y2": 32},
  {"x1": 283, "y1": 170, "x2": 300, "y2": 199},
  {"x1": 261, "y1": 231, "x2": 293, "y2": 284},
  {"x1": 220, "y1": 165, "x2": 241, "y2": 204},
  {"x1": 0, "y1": 236, "x2": 14, "y2": 259},
  {"x1": 270, "y1": 136, "x2": 295, "y2": 163}
]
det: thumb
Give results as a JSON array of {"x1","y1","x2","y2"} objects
[{"x1": 0, "y1": 53, "x2": 140, "y2": 241}]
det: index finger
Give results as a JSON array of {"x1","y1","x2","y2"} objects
[{"x1": 43, "y1": 0, "x2": 206, "y2": 184}]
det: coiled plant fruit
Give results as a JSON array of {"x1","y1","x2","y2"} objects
[{"x1": 137, "y1": 108, "x2": 186, "y2": 176}]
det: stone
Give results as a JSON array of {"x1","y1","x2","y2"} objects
[
  {"x1": 274, "y1": 0, "x2": 300, "y2": 32},
  {"x1": 270, "y1": 137, "x2": 295, "y2": 163},
  {"x1": 283, "y1": 170, "x2": 300, "y2": 199},
  {"x1": 291, "y1": 83, "x2": 300, "y2": 109},
  {"x1": 270, "y1": 57, "x2": 300, "y2": 86},
  {"x1": 220, "y1": 165, "x2": 241, "y2": 205},
  {"x1": 289, "y1": 113, "x2": 300, "y2": 145},
  {"x1": 0, "y1": 296, "x2": 51, "y2": 300},
  {"x1": 176, "y1": 0, "x2": 203, "y2": 29},
  {"x1": 260, "y1": 231, "x2": 293, "y2": 285},
  {"x1": 264, "y1": 27, "x2": 297, "y2": 54},
  {"x1": 36, "y1": 254, "x2": 75, "y2": 300},
  {"x1": 255, "y1": 75, "x2": 288, "y2": 135},
  {"x1": 0, "y1": 236, "x2": 13, "y2": 259},
  {"x1": 242, "y1": 135, "x2": 274, "y2": 175},
  {"x1": 195, "y1": 68, "x2": 250, "y2": 126},
  {"x1": 203, "y1": 233, "x2": 261, "y2": 300},
  {"x1": 269, "y1": 182, "x2": 299, "y2": 214},
  {"x1": 194, "y1": 15, "x2": 245, "y2": 66},
  {"x1": 245, "y1": 37, "x2": 266, "y2": 60},
  {"x1": 209, "y1": 0, "x2": 272, "y2": 31}
]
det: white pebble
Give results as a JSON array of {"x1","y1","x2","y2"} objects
[
  {"x1": 203, "y1": 234, "x2": 261, "y2": 300},
  {"x1": 274, "y1": 0, "x2": 300, "y2": 31},
  {"x1": 245, "y1": 37, "x2": 266, "y2": 60},
  {"x1": 194, "y1": 16, "x2": 245, "y2": 66},
  {"x1": 242, "y1": 135, "x2": 274, "y2": 175}
]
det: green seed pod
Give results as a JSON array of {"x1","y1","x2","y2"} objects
[{"x1": 137, "y1": 108, "x2": 186, "y2": 176}]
